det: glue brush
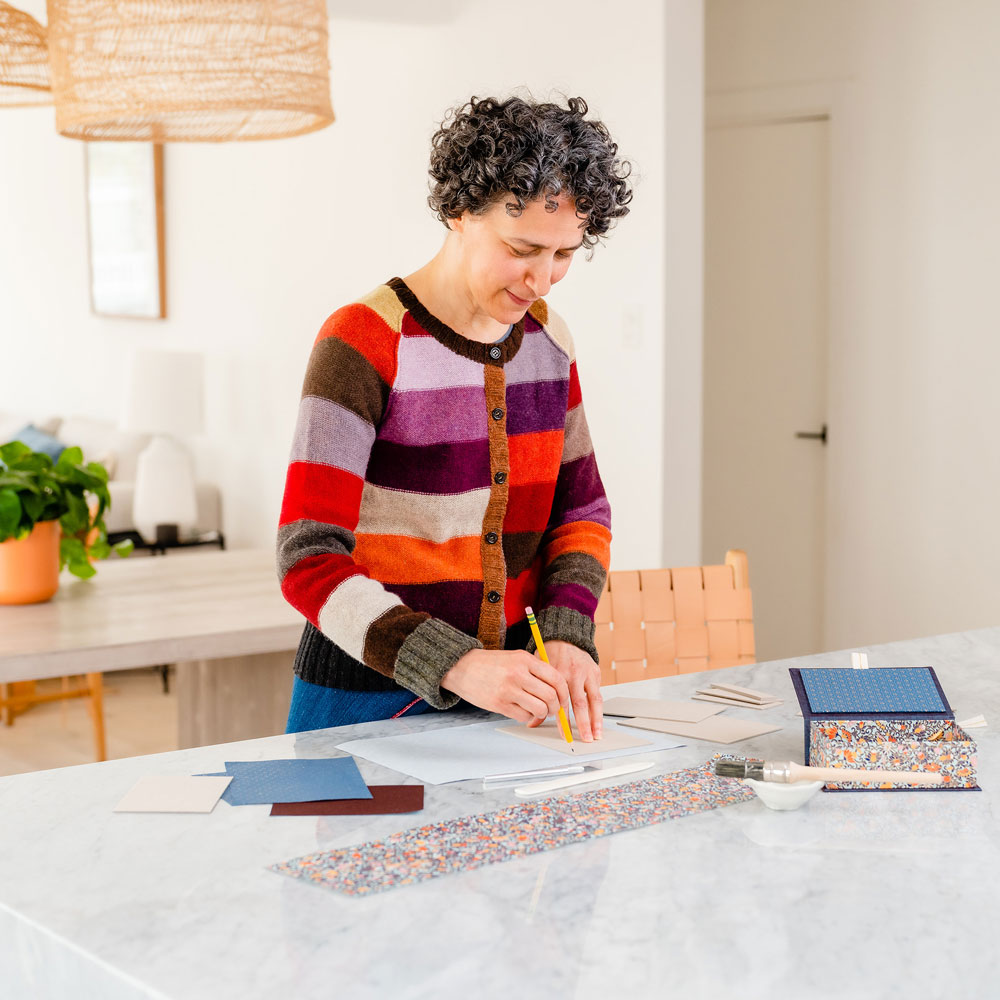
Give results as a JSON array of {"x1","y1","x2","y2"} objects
[{"x1": 715, "y1": 758, "x2": 944, "y2": 786}]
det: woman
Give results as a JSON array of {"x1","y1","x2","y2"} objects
[{"x1": 277, "y1": 94, "x2": 632, "y2": 741}]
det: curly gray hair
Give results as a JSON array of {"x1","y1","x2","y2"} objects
[{"x1": 427, "y1": 95, "x2": 633, "y2": 251}]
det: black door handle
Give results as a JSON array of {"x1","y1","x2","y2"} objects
[{"x1": 795, "y1": 423, "x2": 827, "y2": 445}]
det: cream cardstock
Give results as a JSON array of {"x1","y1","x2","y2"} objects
[
  {"x1": 498, "y1": 720, "x2": 653, "y2": 756},
  {"x1": 618, "y1": 715, "x2": 782, "y2": 745},
  {"x1": 603, "y1": 698, "x2": 725, "y2": 724},
  {"x1": 114, "y1": 775, "x2": 233, "y2": 813},
  {"x1": 693, "y1": 693, "x2": 783, "y2": 711}
]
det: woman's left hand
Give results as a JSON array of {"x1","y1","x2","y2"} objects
[{"x1": 532, "y1": 640, "x2": 603, "y2": 741}]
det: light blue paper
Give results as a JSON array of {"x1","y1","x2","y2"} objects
[{"x1": 200, "y1": 758, "x2": 373, "y2": 805}]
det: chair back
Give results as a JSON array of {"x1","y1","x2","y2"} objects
[{"x1": 593, "y1": 549, "x2": 755, "y2": 686}]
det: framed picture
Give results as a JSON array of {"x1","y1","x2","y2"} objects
[{"x1": 85, "y1": 143, "x2": 166, "y2": 319}]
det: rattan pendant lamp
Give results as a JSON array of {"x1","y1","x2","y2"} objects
[
  {"x1": 46, "y1": 0, "x2": 334, "y2": 141},
  {"x1": 0, "y1": 2, "x2": 51, "y2": 105}
]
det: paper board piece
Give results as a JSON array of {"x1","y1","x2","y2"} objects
[
  {"x1": 337, "y1": 720, "x2": 683, "y2": 785},
  {"x1": 619, "y1": 715, "x2": 781, "y2": 745},
  {"x1": 693, "y1": 693, "x2": 783, "y2": 711},
  {"x1": 270, "y1": 785, "x2": 424, "y2": 816},
  {"x1": 603, "y1": 697, "x2": 725, "y2": 724},
  {"x1": 114, "y1": 775, "x2": 232, "y2": 813},
  {"x1": 498, "y1": 719, "x2": 653, "y2": 755},
  {"x1": 219, "y1": 758, "x2": 372, "y2": 805},
  {"x1": 707, "y1": 682, "x2": 779, "y2": 703},
  {"x1": 269, "y1": 757, "x2": 755, "y2": 896}
]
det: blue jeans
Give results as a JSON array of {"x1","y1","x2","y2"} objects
[{"x1": 285, "y1": 676, "x2": 434, "y2": 734}]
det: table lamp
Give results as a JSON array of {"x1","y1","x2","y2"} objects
[{"x1": 121, "y1": 349, "x2": 204, "y2": 545}]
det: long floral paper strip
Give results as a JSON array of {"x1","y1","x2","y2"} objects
[{"x1": 269, "y1": 758, "x2": 755, "y2": 896}]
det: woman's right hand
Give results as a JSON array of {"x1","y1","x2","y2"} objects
[{"x1": 441, "y1": 648, "x2": 571, "y2": 727}]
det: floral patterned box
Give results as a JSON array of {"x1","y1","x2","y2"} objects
[{"x1": 789, "y1": 666, "x2": 981, "y2": 792}]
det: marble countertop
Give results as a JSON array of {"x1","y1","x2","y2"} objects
[{"x1": 1, "y1": 630, "x2": 997, "y2": 1000}]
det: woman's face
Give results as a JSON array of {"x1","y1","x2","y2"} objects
[{"x1": 453, "y1": 193, "x2": 585, "y2": 323}]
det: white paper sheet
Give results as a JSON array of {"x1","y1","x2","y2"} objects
[{"x1": 337, "y1": 719, "x2": 684, "y2": 785}]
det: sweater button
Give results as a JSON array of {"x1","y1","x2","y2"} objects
[
  {"x1": 493, "y1": 471, "x2": 506, "y2": 484},
  {"x1": 491, "y1": 407, "x2": 504, "y2": 421},
  {"x1": 487, "y1": 590, "x2": 501, "y2": 603},
  {"x1": 485, "y1": 532, "x2": 498, "y2": 545},
  {"x1": 489, "y1": 346, "x2": 502, "y2": 360}
]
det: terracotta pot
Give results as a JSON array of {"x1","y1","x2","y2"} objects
[{"x1": 0, "y1": 520, "x2": 61, "y2": 605}]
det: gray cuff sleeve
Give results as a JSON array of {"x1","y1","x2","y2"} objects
[
  {"x1": 394, "y1": 617, "x2": 483, "y2": 710},
  {"x1": 525, "y1": 606, "x2": 599, "y2": 663}
]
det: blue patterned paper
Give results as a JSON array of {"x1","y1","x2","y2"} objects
[
  {"x1": 800, "y1": 667, "x2": 945, "y2": 714},
  {"x1": 206, "y1": 758, "x2": 373, "y2": 805}
]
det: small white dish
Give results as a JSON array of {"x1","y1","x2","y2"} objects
[{"x1": 745, "y1": 778, "x2": 824, "y2": 811}]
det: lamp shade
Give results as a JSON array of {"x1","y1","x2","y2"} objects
[
  {"x1": 121, "y1": 349, "x2": 203, "y2": 437},
  {"x1": 0, "y1": 2, "x2": 51, "y2": 106},
  {"x1": 45, "y1": 0, "x2": 334, "y2": 142}
]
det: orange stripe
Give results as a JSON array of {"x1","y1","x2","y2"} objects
[
  {"x1": 314, "y1": 303, "x2": 398, "y2": 385},
  {"x1": 353, "y1": 533, "x2": 482, "y2": 585},
  {"x1": 508, "y1": 430, "x2": 563, "y2": 486},
  {"x1": 542, "y1": 521, "x2": 611, "y2": 568}
]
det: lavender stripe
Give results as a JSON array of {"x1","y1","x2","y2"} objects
[
  {"x1": 366, "y1": 439, "x2": 491, "y2": 495},
  {"x1": 504, "y1": 330, "x2": 569, "y2": 385},
  {"x1": 394, "y1": 337, "x2": 485, "y2": 391},
  {"x1": 561, "y1": 495, "x2": 613, "y2": 527},
  {"x1": 290, "y1": 396, "x2": 376, "y2": 478},
  {"x1": 505, "y1": 379, "x2": 569, "y2": 435},
  {"x1": 380, "y1": 385, "x2": 488, "y2": 445}
]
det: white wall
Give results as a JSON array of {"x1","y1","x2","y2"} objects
[
  {"x1": 707, "y1": 0, "x2": 1000, "y2": 647},
  {"x1": 0, "y1": 0, "x2": 703, "y2": 574}
]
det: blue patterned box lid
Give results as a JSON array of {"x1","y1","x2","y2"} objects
[{"x1": 789, "y1": 665, "x2": 953, "y2": 720}]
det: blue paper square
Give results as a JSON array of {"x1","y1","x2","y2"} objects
[
  {"x1": 800, "y1": 667, "x2": 946, "y2": 714},
  {"x1": 211, "y1": 758, "x2": 372, "y2": 806}
]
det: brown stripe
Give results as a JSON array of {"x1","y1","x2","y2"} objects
[
  {"x1": 302, "y1": 337, "x2": 389, "y2": 427},
  {"x1": 476, "y1": 364, "x2": 511, "y2": 648},
  {"x1": 503, "y1": 530, "x2": 544, "y2": 578},
  {"x1": 363, "y1": 604, "x2": 431, "y2": 678},
  {"x1": 527, "y1": 298, "x2": 548, "y2": 326}
]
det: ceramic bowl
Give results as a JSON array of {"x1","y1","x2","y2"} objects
[{"x1": 745, "y1": 778, "x2": 824, "y2": 811}]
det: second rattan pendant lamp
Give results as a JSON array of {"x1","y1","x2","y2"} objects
[
  {"x1": 0, "y1": 2, "x2": 51, "y2": 105},
  {"x1": 46, "y1": 0, "x2": 334, "y2": 141}
]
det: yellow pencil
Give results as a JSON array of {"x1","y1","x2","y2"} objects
[{"x1": 525, "y1": 606, "x2": 573, "y2": 745}]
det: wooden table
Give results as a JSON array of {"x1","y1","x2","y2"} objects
[{"x1": 0, "y1": 549, "x2": 304, "y2": 749}]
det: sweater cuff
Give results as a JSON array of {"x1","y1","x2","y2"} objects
[
  {"x1": 525, "y1": 606, "x2": 599, "y2": 663},
  {"x1": 394, "y1": 617, "x2": 483, "y2": 710}
]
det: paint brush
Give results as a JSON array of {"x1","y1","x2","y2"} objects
[
  {"x1": 714, "y1": 757, "x2": 943, "y2": 786},
  {"x1": 525, "y1": 606, "x2": 574, "y2": 746}
]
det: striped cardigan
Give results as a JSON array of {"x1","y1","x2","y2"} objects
[{"x1": 276, "y1": 277, "x2": 611, "y2": 709}]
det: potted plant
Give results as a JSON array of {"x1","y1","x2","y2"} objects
[{"x1": 0, "y1": 441, "x2": 133, "y2": 604}]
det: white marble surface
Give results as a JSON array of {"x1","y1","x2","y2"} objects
[{"x1": 1, "y1": 630, "x2": 998, "y2": 1000}]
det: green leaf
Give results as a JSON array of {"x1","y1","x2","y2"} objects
[
  {"x1": 113, "y1": 538, "x2": 134, "y2": 558},
  {"x1": 88, "y1": 537, "x2": 111, "y2": 561},
  {"x1": 59, "y1": 535, "x2": 87, "y2": 570},
  {"x1": 67, "y1": 558, "x2": 97, "y2": 580},
  {"x1": 59, "y1": 492, "x2": 90, "y2": 535},
  {"x1": 0, "y1": 488, "x2": 21, "y2": 539},
  {"x1": 0, "y1": 441, "x2": 31, "y2": 465},
  {"x1": 56, "y1": 446, "x2": 84, "y2": 470}
]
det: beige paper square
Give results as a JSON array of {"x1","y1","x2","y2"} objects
[
  {"x1": 114, "y1": 775, "x2": 233, "y2": 813},
  {"x1": 497, "y1": 721, "x2": 652, "y2": 756},
  {"x1": 618, "y1": 715, "x2": 781, "y2": 745},
  {"x1": 693, "y1": 693, "x2": 783, "y2": 711},
  {"x1": 603, "y1": 697, "x2": 724, "y2": 724}
]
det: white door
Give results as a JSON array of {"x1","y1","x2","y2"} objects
[{"x1": 702, "y1": 117, "x2": 829, "y2": 661}]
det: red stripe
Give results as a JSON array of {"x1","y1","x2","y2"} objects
[
  {"x1": 281, "y1": 553, "x2": 366, "y2": 626},
  {"x1": 504, "y1": 482, "x2": 556, "y2": 532},
  {"x1": 279, "y1": 462, "x2": 364, "y2": 530},
  {"x1": 567, "y1": 361, "x2": 582, "y2": 410},
  {"x1": 391, "y1": 697, "x2": 423, "y2": 718},
  {"x1": 314, "y1": 304, "x2": 398, "y2": 384},
  {"x1": 504, "y1": 560, "x2": 542, "y2": 630}
]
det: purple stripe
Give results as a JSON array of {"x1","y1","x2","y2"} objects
[
  {"x1": 385, "y1": 581, "x2": 485, "y2": 636},
  {"x1": 394, "y1": 336, "x2": 485, "y2": 391},
  {"x1": 505, "y1": 379, "x2": 569, "y2": 436},
  {"x1": 366, "y1": 438, "x2": 491, "y2": 494},
  {"x1": 504, "y1": 330, "x2": 569, "y2": 385},
  {"x1": 549, "y1": 453, "x2": 611, "y2": 529},
  {"x1": 381, "y1": 385, "x2": 488, "y2": 445},
  {"x1": 290, "y1": 396, "x2": 375, "y2": 478},
  {"x1": 561, "y1": 495, "x2": 612, "y2": 527},
  {"x1": 538, "y1": 583, "x2": 600, "y2": 619}
]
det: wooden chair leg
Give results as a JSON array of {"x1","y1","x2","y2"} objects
[
  {"x1": 86, "y1": 672, "x2": 107, "y2": 762},
  {"x1": 1, "y1": 683, "x2": 10, "y2": 726}
]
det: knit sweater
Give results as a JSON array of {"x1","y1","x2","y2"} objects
[{"x1": 276, "y1": 277, "x2": 611, "y2": 709}]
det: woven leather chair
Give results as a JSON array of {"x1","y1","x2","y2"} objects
[{"x1": 593, "y1": 550, "x2": 755, "y2": 686}]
